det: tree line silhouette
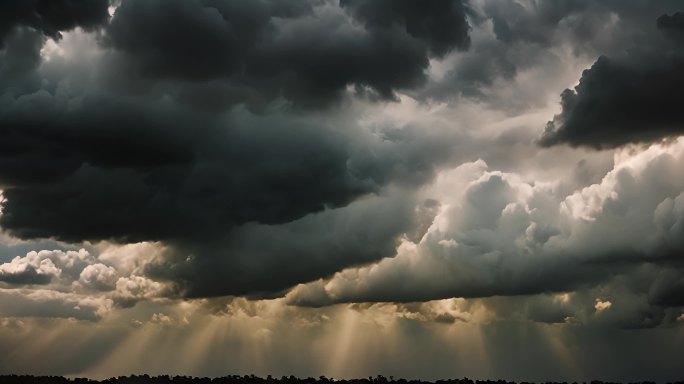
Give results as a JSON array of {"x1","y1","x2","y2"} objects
[{"x1": 0, "y1": 375, "x2": 680, "y2": 384}]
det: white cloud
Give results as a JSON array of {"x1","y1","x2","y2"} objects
[
  {"x1": 0, "y1": 245, "x2": 169, "y2": 317},
  {"x1": 0, "y1": 249, "x2": 98, "y2": 286},
  {"x1": 113, "y1": 275, "x2": 164, "y2": 307},
  {"x1": 288, "y1": 138, "x2": 684, "y2": 321},
  {"x1": 0, "y1": 252, "x2": 62, "y2": 285},
  {"x1": 78, "y1": 263, "x2": 118, "y2": 291},
  {"x1": 96, "y1": 241, "x2": 165, "y2": 276}
]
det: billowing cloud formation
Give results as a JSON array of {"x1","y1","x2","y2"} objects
[
  {"x1": 288, "y1": 138, "x2": 684, "y2": 327},
  {"x1": 79, "y1": 263, "x2": 117, "y2": 291},
  {"x1": 540, "y1": 11, "x2": 684, "y2": 148},
  {"x1": 0, "y1": 245, "x2": 172, "y2": 319},
  {"x1": 418, "y1": 0, "x2": 608, "y2": 106},
  {"x1": 0, "y1": 0, "x2": 475, "y2": 298},
  {"x1": 481, "y1": 0, "x2": 591, "y2": 46},
  {"x1": 0, "y1": 87, "x2": 460, "y2": 296},
  {"x1": 113, "y1": 275, "x2": 164, "y2": 307},
  {"x1": 0, "y1": 96, "x2": 372, "y2": 241},
  {"x1": 421, "y1": 1, "x2": 684, "y2": 111},
  {"x1": 339, "y1": 0, "x2": 470, "y2": 57},
  {"x1": 0, "y1": 249, "x2": 91, "y2": 286},
  {"x1": 0, "y1": 247, "x2": 120, "y2": 322},
  {"x1": 0, "y1": 251, "x2": 61, "y2": 285},
  {"x1": 105, "y1": 0, "x2": 470, "y2": 107}
]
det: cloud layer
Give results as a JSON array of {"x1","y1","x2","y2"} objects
[
  {"x1": 0, "y1": 2, "x2": 684, "y2": 379},
  {"x1": 0, "y1": 0, "x2": 478, "y2": 298}
]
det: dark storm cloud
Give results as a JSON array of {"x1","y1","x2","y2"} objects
[
  {"x1": 339, "y1": 0, "x2": 470, "y2": 57},
  {"x1": 423, "y1": 39, "x2": 520, "y2": 102},
  {"x1": 540, "y1": 11, "x2": 684, "y2": 148},
  {"x1": 0, "y1": 94, "x2": 376, "y2": 243},
  {"x1": 481, "y1": 0, "x2": 591, "y2": 46},
  {"x1": 0, "y1": 0, "x2": 109, "y2": 48},
  {"x1": 0, "y1": 0, "x2": 476, "y2": 299},
  {"x1": 0, "y1": 27, "x2": 44, "y2": 94},
  {"x1": 149, "y1": 192, "x2": 416, "y2": 298},
  {"x1": 420, "y1": 1, "x2": 684, "y2": 108},
  {"x1": 104, "y1": 0, "x2": 470, "y2": 108},
  {"x1": 105, "y1": 0, "x2": 272, "y2": 81},
  {"x1": 0, "y1": 71, "x2": 460, "y2": 296},
  {"x1": 416, "y1": 0, "x2": 602, "y2": 106},
  {"x1": 478, "y1": 1, "x2": 684, "y2": 50},
  {"x1": 5, "y1": 0, "x2": 682, "y2": 305},
  {"x1": 648, "y1": 268, "x2": 684, "y2": 307},
  {"x1": 657, "y1": 11, "x2": 684, "y2": 36}
]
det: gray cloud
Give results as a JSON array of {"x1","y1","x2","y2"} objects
[
  {"x1": 0, "y1": 74, "x2": 474, "y2": 296},
  {"x1": 0, "y1": 4, "x2": 474, "y2": 298},
  {"x1": 477, "y1": 1, "x2": 684, "y2": 51},
  {"x1": 0, "y1": 93, "x2": 377, "y2": 242},
  {"x1": 1, "y1": 0, "x2": 684, "y2": 334},
  {"x1": 0, "y1": 288, "x2": 112, "y2": 321},
  {"x1": 339, "y1": 0, "x2": 470, "y2": 57},
  {"x1": 2, "y1": 2, "x2": 684, "y2": 380},
  {"x1": 417, "y1": 0, "x2": 603, "y2": 106},
  {"x1": 103, "y1": 0, "x2": 470, "y2": 109},
  {"x1": 0, "y1": 263, "x2": 56, "y2": 285},
  {"x1": 0, "y1": 27, "x2": 44, "y2": 95},
  {"x1": 148, "y1": 191, "x2": 416, "y2": 298},
  {"x1": 481, "y1": 0, "x2": 590, "y2": 45},
  {"x1": 420, "y1": 1, "x2": 684, "y2": 110},
  {"x1": 0, "y1": 0, "x2": 484, "y2": 300},
  {"x1": 287, "y1": 142, "x2": 684, "y2": 327},
  {"x1": 0, "y1": 96, "x2": 398, "y2": 296},
  {"x1": 541, "y1": 10, "x2": 684, "y2": 148}
]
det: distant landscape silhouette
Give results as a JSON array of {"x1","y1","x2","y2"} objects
[{"x1": 0, "y1": 375, "x2": 680, "y2": 384}]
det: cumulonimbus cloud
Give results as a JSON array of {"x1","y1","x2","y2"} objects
[{"x1": 288, "y1": 138, "x2": 684, "y2": 327}]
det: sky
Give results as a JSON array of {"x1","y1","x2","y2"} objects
[{"x1": 1, "y1": 0, "x2": 684, "y2": 382}]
